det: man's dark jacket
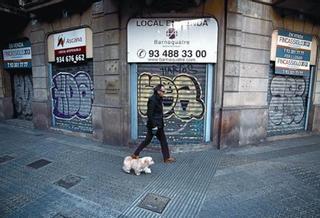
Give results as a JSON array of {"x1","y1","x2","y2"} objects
[{"x1": 146, "y1": 93, "x2": 164, "y2": 129}]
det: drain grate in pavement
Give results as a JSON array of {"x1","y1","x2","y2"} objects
[
  {"x1": 27, "y1": 159, "x2": 51, "y2": 169},
  {"x1": 54, "y1": 174, "x2": 83, "y2": 189},
  {"x1": 0, "y1": 155, "x2": 15, "y2": 164},
  {"x1": 138, "y1": 193, "x2": 171, "y2": 214}
]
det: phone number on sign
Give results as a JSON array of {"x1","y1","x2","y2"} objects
[
  {"x1": 147, "y1": 50, "x2": 207, "y2": 58},
  {"x1": 56, "y1": 54, "x2": 85, "y2": 64}
]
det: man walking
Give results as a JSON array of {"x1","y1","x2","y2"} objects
[{"x1": 132, "y1": 84, "x2": 176, "y2": 163}]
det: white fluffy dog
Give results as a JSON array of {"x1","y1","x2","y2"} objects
[{"x1": 122, "y1": 156, "x2": 154, "y2": 175}]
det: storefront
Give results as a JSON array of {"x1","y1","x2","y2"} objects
[
  {"x1": 2, "y1": 40, "x2": 33, "y2": 121},
  {"x1": 1, "y1": 0, "x2": 320, "y2": 148},
  {"x1": 47, "y1": 28, "x2": 94, "y2": 133},
  {"x1": 127, "y1": 18, "x2": 218, "y2": 145},
  {"x1": 268, "y1": 29, "x2": 317, "y2": 136}
]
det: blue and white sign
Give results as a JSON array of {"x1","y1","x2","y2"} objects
[
  {"x1": 2, "y1": 41, "x2": 32, "y2": 69},
  {"x1": 275, "y1": 29, "x2": 312, "y2": 76}
]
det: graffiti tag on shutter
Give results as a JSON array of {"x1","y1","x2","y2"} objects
[
  {"x1": 52, "y1": 71, "x2": 93, "y2": 120},
  {"x1": 138, "y1": 72, "x2": 205, "y2": 121},
  {"x1": 269, "y1": 75, "x2": 306, "y2": 126},
  {"x1": 13, "y1": 74, "x2": 33, "y2": 120}
]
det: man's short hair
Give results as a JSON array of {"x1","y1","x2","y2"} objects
[{"x1": 154, "y1": 84, "x2": 164, "y2": 92}]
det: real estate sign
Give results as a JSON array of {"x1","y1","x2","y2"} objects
[
  {"x1": 3, "y1": 41, "x2": 32, "y2": 69},
  {"x1": 127, "y1": 18, "x2": 218, "y2": 63},
  {"x1": 53, "y1": 28, "x2": 86, "y2": 64},
  {"x1": 275, "y1": 29, "x2": 312, "y2": 76}
]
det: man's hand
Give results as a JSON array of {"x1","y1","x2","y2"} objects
[{"x1": 152, "y1": 127, "x2": 158, "y2": 135}]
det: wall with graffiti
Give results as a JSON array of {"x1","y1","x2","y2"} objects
[
  {"x1": 51, "y1": 61, "x2": 94, "y2": 133},
  {"x1": 13, "y1": 72, "x2": 33, "y2": 120},
  {"x1": 267, "y1": 64, "x2": 310, "y2": 135},
  {"x1": 137, "y1": 64, "x2": 207, "y2": 144}
]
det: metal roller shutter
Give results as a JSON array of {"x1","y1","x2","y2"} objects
[
  {"x1": 51, "y1": 61, "x2": 94, "y2": 133},
  {"x1": 12, "y1": 71, "x2": 33, "y2": 120},
  {"x1": 137, "y1": 63, "x2": 207, "y2": 144},
  {"x1": 267, "y1": 62, "x2": 310, "y2": 136}
]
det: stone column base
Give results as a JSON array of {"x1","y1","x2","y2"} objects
[{"x1": 220, "y1": 107, "x2": 268, "y2": 148}]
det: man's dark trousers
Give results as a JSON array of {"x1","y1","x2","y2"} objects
[{"x1": 134, "y1": 128, "x2": 170, "y2": 160}]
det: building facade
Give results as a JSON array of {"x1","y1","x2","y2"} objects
[{"x1": 0, "y1": 0, "x2": 319, "y2": 149}]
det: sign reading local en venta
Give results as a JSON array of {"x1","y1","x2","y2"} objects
[
  {"x1": 2, "y1": 41, "x2": 32, "y2": 69},
  {"x1": 127, "y1": 18, "x2": 218, "y2": 63},
  {"x1": 54, "y1": 28, "x2": 86, "y2": 64},
  {"x1": 275, "y1": 29, "x2": 312, "y2": 76}
]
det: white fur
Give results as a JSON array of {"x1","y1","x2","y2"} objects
[{"x1": 122, "y1": 156, "x2": 154, "y2": 175}]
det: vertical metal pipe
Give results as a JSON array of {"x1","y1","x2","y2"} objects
[
  {"x1": 130, "y1": 64, "x2": 138, "y2": 139},
  {"x1": 205, "y1": 64, "x2": 213, "y2": 142},
  {"x1": 48, "y1": 63, "x2": 55, "y2": 127},
  {"x1": 305, "y1": 66, "x2": 314, "y2": 130}
]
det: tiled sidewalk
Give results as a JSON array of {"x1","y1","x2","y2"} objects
[{"x1": 0, "y1": 122, "x2": 320, "y2": 217}]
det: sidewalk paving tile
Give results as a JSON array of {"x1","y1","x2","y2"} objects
[{"x1": 0, "y1": 122, "x2": 320, "y2": 217}]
